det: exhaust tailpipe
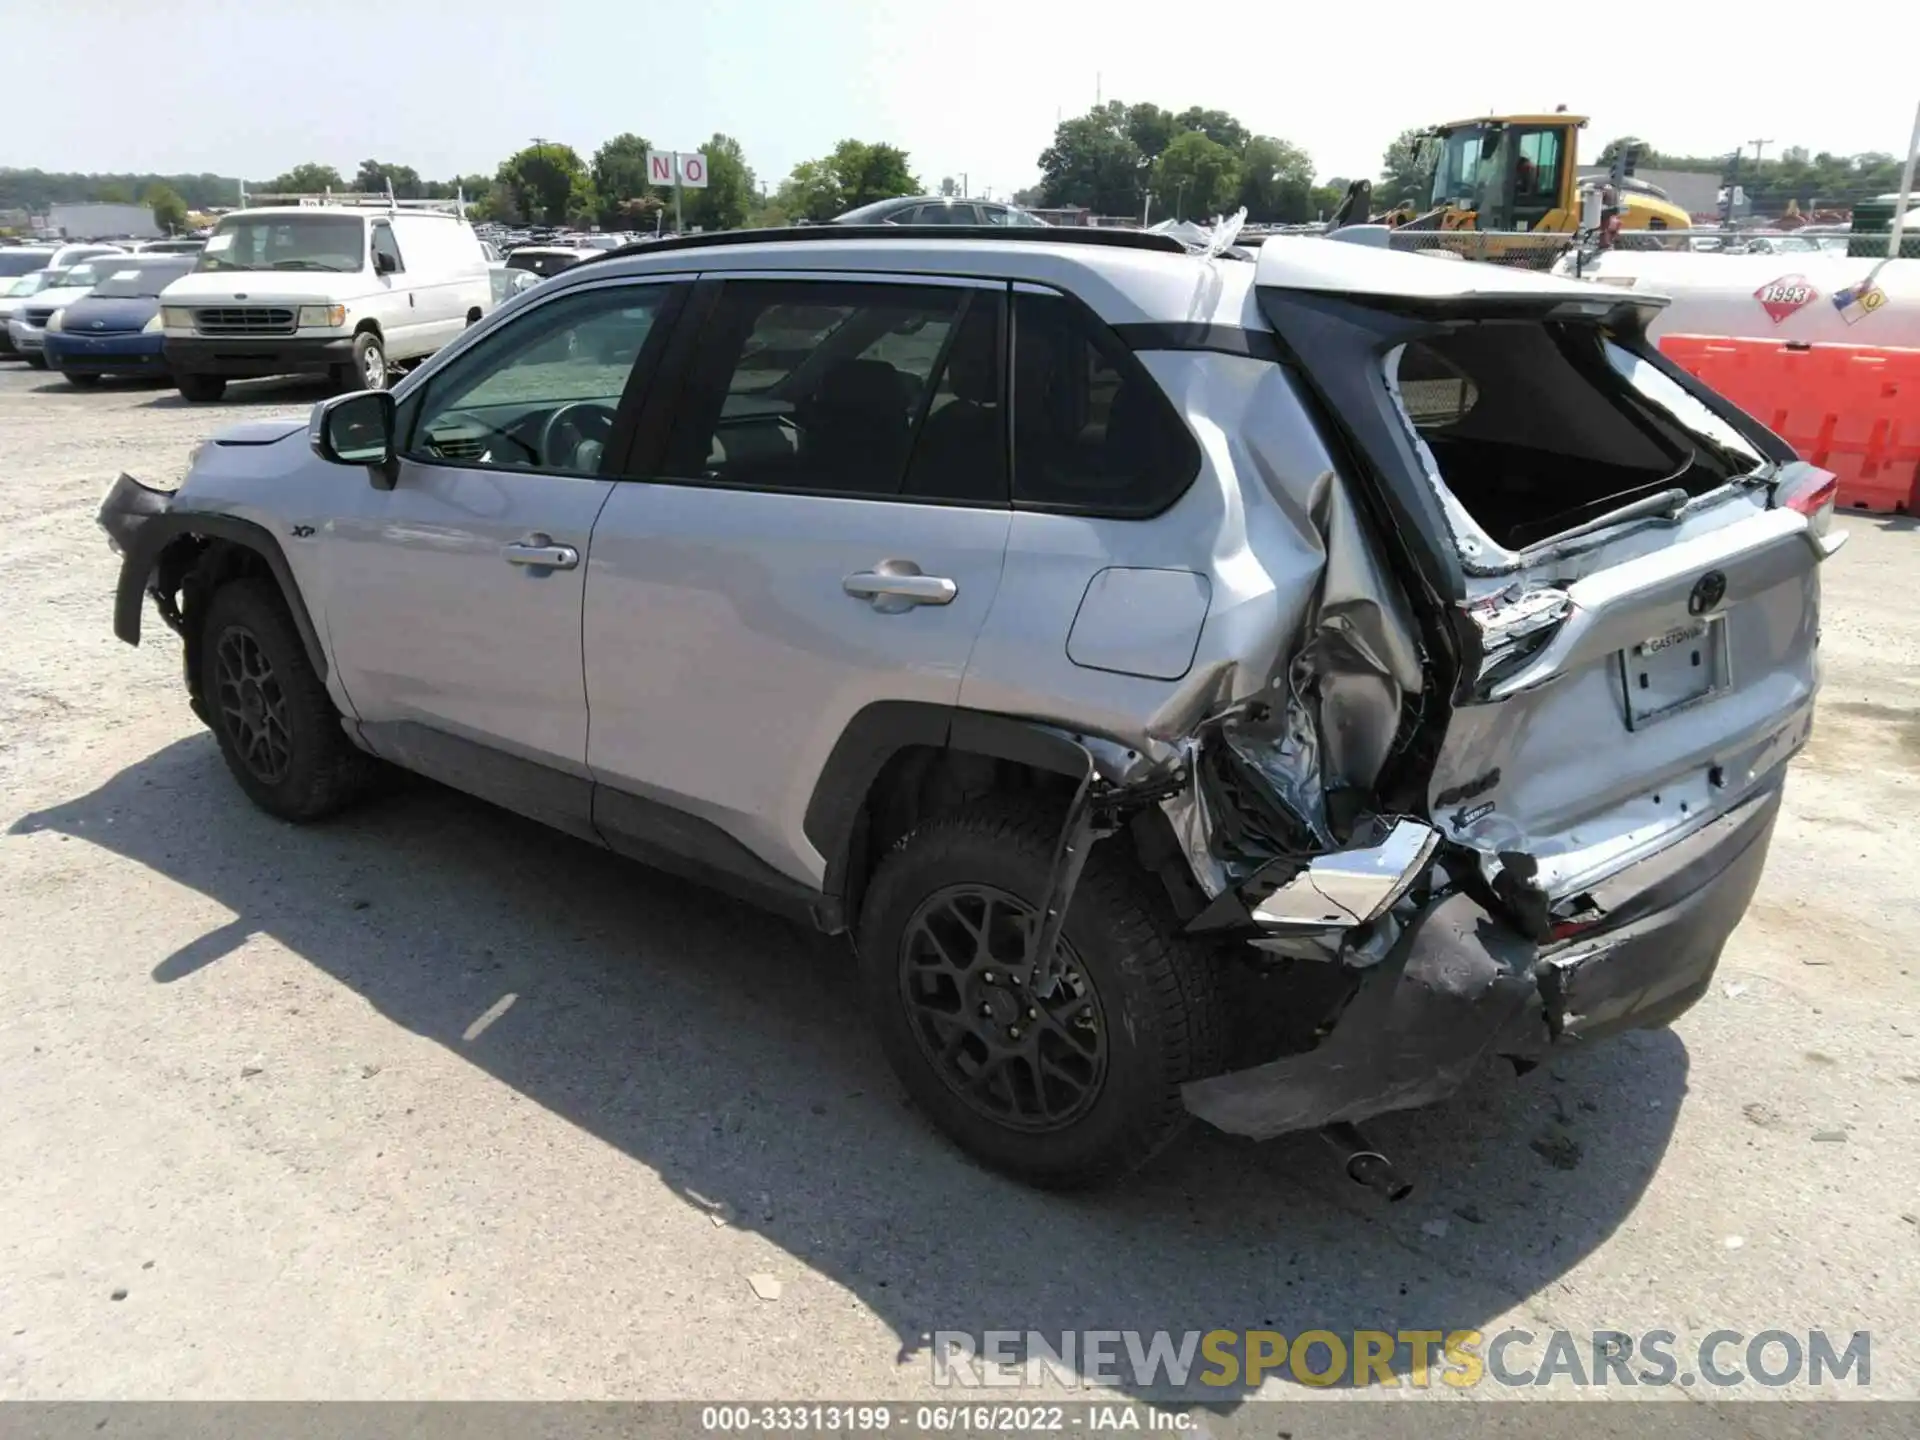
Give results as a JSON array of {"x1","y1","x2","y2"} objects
[{"x1": 1321, "y1": 1122, "x2": 1413, "y2": 1202}]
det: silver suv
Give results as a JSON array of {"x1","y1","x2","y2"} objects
[{"x1": 100, "y1": 225, "x2": 1841, "y2": 1190}]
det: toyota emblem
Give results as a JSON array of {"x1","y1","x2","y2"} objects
[{"x1": 1688, "y1": 570, "x2": 1728, "y2": 615}]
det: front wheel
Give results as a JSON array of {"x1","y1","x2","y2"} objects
[
  {"x1": 176, "y1": 372, "x2": 226, "y2": 402},
  {"x1": 858, "y1": 799, "x2": 1223, "y2": 1189},
  {"x1": 347, "y1": 331, "x2": 387, "y2": 392},
  {"x1": 198, "y1": 578, "x2": 377, "y2": 822}
]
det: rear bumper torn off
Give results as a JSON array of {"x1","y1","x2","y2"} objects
[{"x1": 1181, "y1": 780, "x2": 1782, "y2": 1139}]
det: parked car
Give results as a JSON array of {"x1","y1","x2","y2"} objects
[
  {"x1": 488, "y1": 262, "x2": 542, "y2": 308},
  {"x1": 503, "y1": 243, "x2": 600, "y2": 278},
  {"x1": 0, "y1": 270, "x2": 58, "y2": 356},
  {"x1": 158, "y1": 202, "x2": 492, "y2": 402},
  {"x1": 42, "y1": 255, "x2": 198, "y2": 385},
  {"x1": 99, "y1": 227, "x2": 1835, "y2": 1189},
  {"x1": 136, "y1": 238, "x2": 206, "y2": 256},
  {"x1": 0, "y1": 246, "x2": 57, "y2": 283},
  {"x1": 833, "y1": 196, "x2": 1048, "y2": 226},
  {"x1": 5, "y1": 256, "x2": 125, "y2": 367}
]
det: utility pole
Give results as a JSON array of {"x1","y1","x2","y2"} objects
[
  {"x1": 1748, "y1": 138, "x2": 1772, "y2": 165},
  {"x1": 961, "y1": 172, "x2": 969, "y2": 198}
]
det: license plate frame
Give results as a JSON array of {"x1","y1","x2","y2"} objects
[{"x1": 1620, "y1": 616, "x2": 1730, "y2": 729}]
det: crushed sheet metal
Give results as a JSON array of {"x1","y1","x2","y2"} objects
[
  {"x1": 1159, "y1": 458, "x2": 1424, "y2": 896},
  {"x1": 1182, "y1": 891, "x2": 1541, "y2": 1138}
]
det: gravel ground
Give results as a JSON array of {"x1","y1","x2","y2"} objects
[{"x1": 0, "y1": 363, "x2": 1916, "y2": 1409}]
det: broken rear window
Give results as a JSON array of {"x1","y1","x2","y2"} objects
[{"x1": 1391, "y1": 321, "x2": 1763, "y2": 554}]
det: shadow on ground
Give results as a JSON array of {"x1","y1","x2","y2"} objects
[
  {"x1": 142, "y1": 376, "x2": 336, "y2": 409},
  {"x1": 11, "y1": 736, "x2": 1691, "y2": 1401}
]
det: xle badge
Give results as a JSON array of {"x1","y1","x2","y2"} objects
[{"x1": 1754, "y1": 274, "x2": 1816, "y2": 323}]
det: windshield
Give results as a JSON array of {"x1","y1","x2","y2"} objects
[
  {"x1": 196, "y1": 214, "x2": 366, "y2": 272},
  {"x1": 90, "y1": 261, "x2": 195, "y2": 299},
  {"x1": 1429, "y1": 126, "x2": 1492, "y2": 209},
  {"x1": 5, "y1": 271, "x2": 53, "y2": 297},
  {"x1": 52, "y1": 261, "x2": 115, "y2": 291},
  {"x1": 0, "y1": 251, "x2": 53, "y2": 278}
]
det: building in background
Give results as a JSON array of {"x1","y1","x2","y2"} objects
[
  {"x1": 44, "y1": 201, "x2": 161, "y2": 239},
  {"x1": 1577, "y1": 167, "x2": 1723, "y2": 223}
]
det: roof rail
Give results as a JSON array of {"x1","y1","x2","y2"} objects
[
  {"x1": 243, "y1": 191, "x2": 465, "y2": 215},
  {"x1": 591, "y1": 223, "x2": 1189, "y2": 264}
]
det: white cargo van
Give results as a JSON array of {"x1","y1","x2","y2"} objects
[{"x1": 159, "y1": 201, "x2": 491, "y2": 401}]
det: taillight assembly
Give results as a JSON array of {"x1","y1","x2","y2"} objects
[{"x1": 1774, "y1": 465, "x2": 1838, "y2": 537}]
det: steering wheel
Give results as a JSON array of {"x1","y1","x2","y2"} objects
[{"x1": 539, "y1": 401, "x2": 617, "y2": 471}]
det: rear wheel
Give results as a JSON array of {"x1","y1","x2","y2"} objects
[
  {"x1": 198, "y1": 578, "x2": 377, "y2": 822},
  {"x1": 858, "y1": 798, "x2": 1223, "y2": 1189},
  {"x1": 176, "y1": 373, "x2": 226, "y2": 402}
]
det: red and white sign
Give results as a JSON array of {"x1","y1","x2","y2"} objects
[
  {"x1": 644, "y1": 150, "x2": 710, "y2": 189},
  {"x1": 1755, "y1": 274, "x2": 1818, "y2": 324}
]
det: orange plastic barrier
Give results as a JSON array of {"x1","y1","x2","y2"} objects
[{"x1": 1659, "y1": 335, "x2": 1920, "y2": 515}]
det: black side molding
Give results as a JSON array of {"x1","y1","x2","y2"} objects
[{"x1": 1112, "y1": 322, "x2": 1285, "y2": 364}]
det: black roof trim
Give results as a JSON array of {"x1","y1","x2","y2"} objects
[{"x1": 587, "y1": 225, "x2": 1188, "y2": 265}]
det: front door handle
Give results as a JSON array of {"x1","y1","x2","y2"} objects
[
  {"x1": 843, "y1": 560, "x2": 957, "y2": 613},
  {"x1": 503, "y1": 534, "x2": 579, "y2": 571}
]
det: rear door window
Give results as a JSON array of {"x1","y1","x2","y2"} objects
[
  {"x1": 659, "y1": 279, "x2": 1007, "y2": 503},
  {"x1": 1010, "y1": 291, "x2": 1200, "y2": 516}
]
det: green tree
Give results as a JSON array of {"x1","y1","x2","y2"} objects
[
  {"x1": 1173, "y1": 107, "x2": 1250, "y2": 155},
  {"x1": 1124, "y1": 103, "x2": 1179, "y2": 165},
  {"x1": 353, "y1": 159, "x2": 423, "y2": 197},
  {"x1": 775, "y1": 158, "x2": 843, "y2": 223},
  {"x1": 1151, "y1": 130, "x2": 1240, "y2": 221},
  {"x1": 1378, "y1": 128, "x2": 1432, "y2": 209},
  {"x1": 829, "y1": 140, "x2": 918, "y2": 211},
  {"x1": 1308, "y1": 176, "x2": 1351, "y2": 219},
  {"x1": 143, "y1": 182, "x2": 189, "y2": 234},
  {"x1": 682, "y1": 134, "x2": 755, "y2": 232},
  {"x1": 1236, "y1": 135, "x2": 1316, "y2": 223},
  {"x1": 96, "y1": 183, "x2": 133, "y2": 203},
  {"x1": 263, "y1": 163, "x2": 346, "y2": 194},
  {"x1": 495, "y1": 142, "x2": 591, "y2": 225},
  {"x1": 1036, "y1": 107, "x2": 1144, "y2": 216},
  {"x1": 590, "y1": 132, "x2": 659, "y2": 227}
]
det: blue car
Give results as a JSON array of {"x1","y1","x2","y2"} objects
[{"x1": 43, "y1": 256, "x2": 197, "y2": 384}]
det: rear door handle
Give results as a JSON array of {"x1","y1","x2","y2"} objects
[
  {"x1": 843, "y1": 561, "x2": 957, "y2": 612},
  {"x1": 502, "y1": 534, "x2": 579, "y2": 571}
]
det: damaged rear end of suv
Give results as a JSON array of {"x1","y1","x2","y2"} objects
[{"x1": 951, "y1": 237, "x2": 1840, "y2": 1191}]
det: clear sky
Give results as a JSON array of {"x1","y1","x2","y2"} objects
[{"x1": 11, "y1": 0, "x2": 1916, "y2": 196}]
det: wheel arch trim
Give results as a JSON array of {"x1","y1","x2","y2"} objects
[
  {"x1": 803, "y1": 700, "x2": 1093, "y2": 904},
  {"x1": 113, "y1": 506, "x2": 329, "y2": 683}
]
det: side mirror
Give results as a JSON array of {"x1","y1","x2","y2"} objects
[
  {"x1": 310, "y1": 390, "x2": 397, "y2": 487},
  {"x1": 374, "y1": 250, "x2": 397, "y2": 276}
]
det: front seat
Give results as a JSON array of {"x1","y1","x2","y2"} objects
[
  {"x1": 799, "y1": 359, "x2": 912, "y2": 493},
  {"x1": 905, "y1": 323, "x2": 1001, "y2": 501}
]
